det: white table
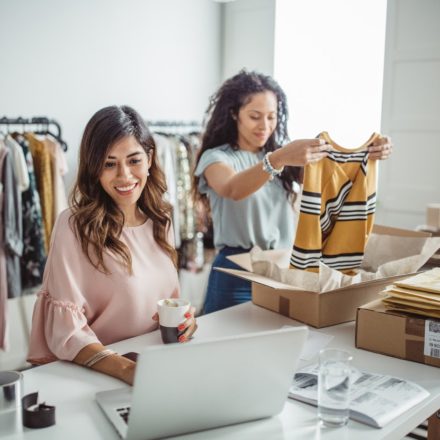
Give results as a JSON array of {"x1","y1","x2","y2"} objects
[{"x1": 1, "y1": 302, "x2": 439, "y2": 440}]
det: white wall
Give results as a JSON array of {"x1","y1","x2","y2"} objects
[
  {"x1": 0, "y1": 0, "x2": 222, "y2": 191},
  {"x1": 274, "y1": 0, "x2": 387, "y2": 146},
  {"x1": 222, "y1": 0, "x2": 275, "y2": 79},
  {"x1": 377, "y1": 0, "x2": 440, "y2": 228}
]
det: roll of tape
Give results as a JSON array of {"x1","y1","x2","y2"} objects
[
  {"x1": 0, "y1": 370, "x2": 23, "y2": 412},
  {"x1": 22, "y1": 392, "x2": 56, "y2": 429}
]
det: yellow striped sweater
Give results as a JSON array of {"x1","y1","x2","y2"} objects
[{"x1": 290, "y1": 132, "x2": 380, "y2": 273}]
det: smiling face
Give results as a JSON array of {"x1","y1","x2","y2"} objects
[
  {"x1": 235, "y1": 90, "x2": 278, "y2": 152},
  {"x1": 99, "y1": 135, "x2": 151, "y2": 217}
]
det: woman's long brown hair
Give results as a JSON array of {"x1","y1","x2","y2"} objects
[
  {"x1": 193, "y1": 70, "x2": 303, "y2": 210},
  {"x1": 70, "y1": 105, "x2": 177, "y2": 274}
]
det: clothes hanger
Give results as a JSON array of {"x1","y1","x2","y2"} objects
[{"x1": 32, "y1": 117, "x2": 68, "y2": 152}]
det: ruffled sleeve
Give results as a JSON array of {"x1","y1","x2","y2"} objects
[
  {"x1": 194, "y1": 146, "x2": 231, "y2": 194},
  {"x1": 27, "y1": 210, "x2": 100, "y2": 364}
]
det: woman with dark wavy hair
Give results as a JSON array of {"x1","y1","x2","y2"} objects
[
  {"x1": 28, "y1": 105, "x2": 197, "y2": 385},
  {"x1": 194, "y1": 70, "x2": 392, "y2": 313}
]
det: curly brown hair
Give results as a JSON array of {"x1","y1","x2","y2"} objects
[
  {"x1": 193, "y1": 69, "x2": 303, "y2": 207},
  {"x1": 70, "y1": 105, "x2": 176, "y2": 274}
]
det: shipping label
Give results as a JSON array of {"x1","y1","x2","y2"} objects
[{"x1": 424, "y1": 320, "x2": 440, "y2": 359}]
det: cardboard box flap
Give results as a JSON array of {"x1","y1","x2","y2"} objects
[
  {"x1": 227, "y1": 253, "x2": 252, "y2": 272},
  {"x1": 227, "y1": 249, "x2": 290, "y2": 272},
  {"x1": 215, "y1": 267, "x2": 307, "y2": 292},
  {"x1": 372, "y1": 224, "x2": 431, "y2": 238},
  {"x1": 225, "y1": 258, "x2": 419, "y2": 294}
]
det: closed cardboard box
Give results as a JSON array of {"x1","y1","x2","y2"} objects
[{"x1": 356, "y1": 299, "x2": 440, "y2": 368}]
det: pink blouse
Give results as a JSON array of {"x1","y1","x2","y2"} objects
[{"x1": 27, "y1": 209, "x2": 179, "y2": 365}]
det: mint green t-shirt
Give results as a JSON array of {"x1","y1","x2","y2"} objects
[{"x1": 195, "y1": 144, "x2": 295, "y2": 250}]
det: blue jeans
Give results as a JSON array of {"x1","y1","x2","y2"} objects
[{"x1": 203, "y1": 247, "x2": 252, "y2": 314}]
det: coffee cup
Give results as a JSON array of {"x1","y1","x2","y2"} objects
[{"x1": 157, "y1": 299, "x2": 190, "y2": 344}]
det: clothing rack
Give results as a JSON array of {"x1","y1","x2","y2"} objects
[
  {"x1": 146, "y1": 120, "x2": 201, "y2": 127},
  {"x1": 0, "y1": 116, "x2": 68, "y2": 152},
  {"x1": 146, "y1": 120, "x2": 202, "y2": 135}
]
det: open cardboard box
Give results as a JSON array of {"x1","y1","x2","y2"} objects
[
  {"x1": 216, "y1": 225, "x2": 434, "y2": 328},
  {"x1": 356, "y1": 299, "x2": 440, "y2": 368}
]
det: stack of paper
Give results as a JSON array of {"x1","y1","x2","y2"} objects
[{"x1": 381, "y1": 268, "x2": 440, "y2": 318}]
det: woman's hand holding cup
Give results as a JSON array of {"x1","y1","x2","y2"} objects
[{"x1": 153, "y1": 299, "x2": 198, "y2": 344}]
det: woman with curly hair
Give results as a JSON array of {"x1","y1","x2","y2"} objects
[
  {"x1": 28, "y1": 105, "x2": 197, "y2": 385},
  {"x1": 194, "y1": 70, "x2": 392, "y2": 313}
]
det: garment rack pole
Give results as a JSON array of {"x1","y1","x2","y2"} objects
[
  {"x1": 146, "y1": 120, "x2": 201, "y2": 128},
  {"x1": 0, "y1": 116, "x2": 67, "y2": 151}
]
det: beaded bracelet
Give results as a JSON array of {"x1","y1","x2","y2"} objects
[
  {"x1": 262, "y1": 152, "x2": 284, "y2": 180},
  {"x1": 83, "y1": 349, "x2": 116, "y2": 368}
]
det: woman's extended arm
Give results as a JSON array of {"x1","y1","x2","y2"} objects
[{"x1": 204, "y1": 139, "x2": 329, "y2": 201}]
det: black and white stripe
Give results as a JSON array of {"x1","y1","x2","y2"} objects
[
  {"x1": 322, "y1": 252, "x2": 364, "y2": 270},
  {"x1": 366, "y1": 192, "x2": 376, "y2": 212},
  {"x1": 290, "y1": 246, "x2": 321, "y2": 269},
  {"x1": 320, "y1": 181, "x2": 353, "y2": 232},
  {"x1": 291, "y1": 248, "x2": 365, "y2": 271},
  {"x1": 327, "y1": 150, "x2": 368, "y2": 164},
  {"x1": 300, "y1": 190, "x2": 321, "y2": 215},
  {"x1": 360, "y1": 152, "x2": 369, "y2": 175},
  {"x1": 337, "y1": 193, "x2": 376, "y2": 221}
]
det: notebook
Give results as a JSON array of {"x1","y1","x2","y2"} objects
[{"x1": 96, "y1": 326, "x2": 308, "y2": 440}]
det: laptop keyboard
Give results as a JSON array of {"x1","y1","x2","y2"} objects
[{"x1": 116, "y1": 406, "x2": 131, "y2": 424}]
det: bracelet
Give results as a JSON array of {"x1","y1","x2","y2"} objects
[
  {"x1": 83, "y1": 349, "x2": 116, "y2": 368},
  {"x1": 262, "y1": 152, "x2": 284, "y2": 180}
]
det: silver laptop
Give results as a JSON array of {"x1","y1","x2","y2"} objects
[{"x1": 96, "y1": 326, "x2": 308, "y2": 440}]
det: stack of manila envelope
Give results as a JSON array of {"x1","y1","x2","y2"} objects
[{"x1": 381, "y1": 268, "x2": 440, "y2": 318}]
